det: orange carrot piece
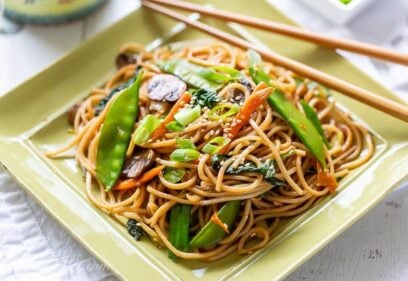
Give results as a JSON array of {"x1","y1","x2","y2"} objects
[
  {"x1": 316, "y1": 163, "x2": 338, "y2": 193},
  {"x1": 113, "y1": 165, "x2": 165, "y2": 191},
  {"x1": 228, "y1": 83, "x2": 272, "y2": 138},
  {"x1": 150, "y1": 92, "x2": 192, "y2": 140}
]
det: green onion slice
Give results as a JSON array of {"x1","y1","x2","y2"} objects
[
  {"x1": 170, "y1": 149, "x2": 200, "y2": 162},
  {"x1": 176, "y1": 137, "x2": 196, "y2": 149},
  {"x1": 207, "y1": 103, "x2": 240, "y2": 120},
  {"x1": 202, "y1": 137, "x2": 230, "y2": 154},
  {"x1": 166, "y1": 120, "x2": 184, "y2": 132},
  {"x1": 174, "y1": 105, "x2": 201, "y2": 126},
  {"x1": 133, "y1": 114, "x2": 161, "y2": 145}
]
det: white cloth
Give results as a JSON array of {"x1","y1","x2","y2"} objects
[{"x1": 0, "y1": 0, "x2": 407, "y2": 280}]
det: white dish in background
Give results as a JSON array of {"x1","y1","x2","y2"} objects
[{"x1": 298, "y1": 0, "x2": 379, "y2": 25}]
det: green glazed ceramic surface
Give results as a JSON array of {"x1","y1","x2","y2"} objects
[
  {"x1": 4, "y1": 0, "x2": 106, "y2": 24},
  {"x1": 0, "y1": 1, "x2": 407, "y2": 280}
]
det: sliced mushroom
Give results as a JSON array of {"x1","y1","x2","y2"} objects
[
  {"x1": 122, "y1": 149, "x2": 156, "y2": 179},
  {"x1": 147, "y1": 74, "x2": 186, "y2": 102},
  {"x1": 116, "y1": 53, "x2": 137, "y2": 69}
]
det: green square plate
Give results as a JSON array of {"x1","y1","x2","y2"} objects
[{"x1": 0, "y1": 1, "x2": 407, "y2": 280}]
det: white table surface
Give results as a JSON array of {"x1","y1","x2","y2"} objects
[{"x1": 1, "y1": 0, "x2": 407, "y2": 280}]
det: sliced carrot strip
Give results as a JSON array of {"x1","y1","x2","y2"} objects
[
  {"x1": 113, "y1": 165, "x2": 165, "y2": 191},
  {"x1": 316, "y1": 163, "x2": 338, "y2": 193},
  {"x1": 228, "y1": 82, "x2": 272, "y2": 139}
]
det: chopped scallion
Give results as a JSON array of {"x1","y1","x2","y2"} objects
[
  {"x1": 170, "y1": 149, "x2": 200, "y2": 162},
  {"x1": 165, "y1": 120, "x2": 184, "y2": 132},
  {"x1": 133, "y1": 114, "x2": 161, "y2": 145},
  {"x1": 174, "y1": 105, "x2": 201, "y2": 126},
  {"x1": 207, "y1": 103, "x2": 240, "y2": 120},
  {"x1": 202, "y1": 136, "x2": 230, "y2": 154}
]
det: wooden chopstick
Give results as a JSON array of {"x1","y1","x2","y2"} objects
[
  {"x1": 146, "y1": 0, "x2": 408, "y2": 66},
  {"x1": 142, "y1": 0, "x2": 408, "y2": 122}
]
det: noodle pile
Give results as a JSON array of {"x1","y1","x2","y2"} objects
[{"x1": 46, "y1": 42, "x2": 374, "y2": 261}]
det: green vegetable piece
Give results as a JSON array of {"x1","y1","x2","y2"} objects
[
  {"x1": 207, "y1": 103, "x2": 240, "y2": 120},
  {"x1": 95, "y1": 66, "x2": 141, "y2": 115},
  {"x1": 163, "y1": 167, "x2": 186, "y2": 183},
  {"x1": 198, "y1": 68, "x2": 234, "y2": 83},
  {"x1": 127, "y1": 219, "x2": 143, "y2": 241},
  {"x1": 168, "y1": 204, "x2": 191, "y2": 261},
  {"x1": 300, "y1": 100, "x2": 330, "y2": 148},
  {"x1": 190, "y1": 201, "x2": 241, "y2": 249},
  {"x1": 174, "y1": 105, "x2": 201, "y2": 126},
  {"x1": 165, "y1": 120, "x2": 184, "y2": 132},
  {"x1": 268, "y1": 91, "x2": 326, "y2": 168},
  {"x1": 246, "y1": 50, "x2": 327, "y2": 169},
  {"x1": 192, "y1": 89, "x2": 220, "y2": 109},
  {"x1": 176, "y1": 137, "x2": 196, "y2": 149},
  {"x1": 96, "y1": 70, "x2": 143, "y2": 190},
  {"x1": 202, "y1": 136, "x2": 230, "y2": 154},
  {"x1": 170, "y1": 149, "x2": 200, "y2": 162},
  {"x1": 211, "y1": 66, "x2": 244, "y2": 80},
  {"x1": 133, "y1": 114, "x2": 161, "y2": 145},
  {"x1": 158, "y1": 59, "x2": 219, "y2": 92}
]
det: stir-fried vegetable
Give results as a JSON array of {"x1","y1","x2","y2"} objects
[
  {"x1": 228, "y1": 82, "x2": 272, "y2": 139},
  {"x1": 150, "y1": 92, "x2": 192, "y2": 140},
  {"x1": 147, "y1": 74, "x2": 186, "y2": 102},
  {"x1": 127, "y1": 219, "x2": 143, "y2": 241},
  {"x1": 268, "y1": 90, "x2": 327, "y2": 169},
  {"x1": 95, "y1": 66, "x2": 141, "y2": 115},
  {"x1": 122, "y1": 149, "x2": 155, "y2": 179},
  {"x1": 133, "y1": 115, "x2": 161, "y2": 145},
  {"x1": 176, "y1": 137, "x2": 196, "y2": 149},
  {"x1": 190, "y1": 201, "x2": 241, "y2": 249},
  {"x1": 168, "y1": 204, "x2": 191, "y2": 261},
  {"x1": 170, "y1": 149, "x2": 200, "y2": 162},
  {"x1": 212, "y1": 65, "x2": 244, "y2": 80},
  {"x1": 211, "y1": 155, "x2": 284, "y2": 186},
  {"x1": 163, "y1": 167, "x2": 186, "y2": 183},
  {"x1": 247, "y1": 50, "x2": 328, "y2": 169},
  {"x1": 165, "y1": 120, "x2": 184, "y2": 132},
  {"x1": 113, "y1": 165, "x2": 165, "y2": 191},
  {"x1": 174, "y1": 105, "x2": 201, "y2": 126},
  {"x1": 158, "y1": 59, "x2": 220, "y2": 92},
  {"x1": 192, "y1": 89, "x2": 220, "y2": 109},
  {"x1": 198, "y1": 65, "x2": 243, "y2": 83},
  {"x1": 300, "y1": 100, "x2": 330, "y2": 148},
  {"x1": 207, "y1": 103, "x2": 240, "y2": 120},
  {"x1": 202, "y1": 136, "x2": 230, "y2": 154},
  {"x1": 96, "y1": 70, "x2": 143, "y2": 190}
]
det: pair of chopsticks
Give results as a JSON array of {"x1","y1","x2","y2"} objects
[{"x1": 142, "y1": 0, "x2": 408, "y2": 122}]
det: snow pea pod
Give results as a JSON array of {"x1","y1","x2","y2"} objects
[
  {"x1": 267, "y1": 90, "x2": 326, "y2": 169},
  {"x1": 247, "y1": 50, "x2": 327, "y2": 169},
  {"x1": 96, "y1": 70, "x2": 144, "y2": 190},
  {"x1": 168, "y1": 204, "x2": 191, "y2": 261},
  {"x1": 190, "y1": 200, "x2": 241, "y2": 249},
  {"x1": 300, "y1": 100, "x2": 330, "y2": 148},
  {"x1": 157, "y1": 59, "x2": 220, "y2": 92}
]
